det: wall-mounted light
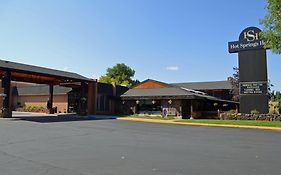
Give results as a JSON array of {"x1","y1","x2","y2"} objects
[
  {"x1": 0, "y1": 93, "x2": 7, "y2": 97},
  {"x1": 168, "y1": 99, "x2": 172, "y2": 105},
  {"x1": 0, "y1": 93, "x2": 6, "y2": 100}
]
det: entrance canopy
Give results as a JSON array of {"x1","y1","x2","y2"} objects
[
  {"x1": 0, "y1": 59, "x2": 97, "y2": 118},
  {"x1": 0, "y1": 59, "x2": 91, "y2": 86}
]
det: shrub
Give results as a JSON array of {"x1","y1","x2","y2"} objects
[
  {"x1": 250, "y1": 109, "x2": 260, "y2": 115},
  {"x1": 20, "y1": 105, "x2": 47, "y2": 113},
  {"x1": 226, "y1": 109, "x2": 236, "y2": 115}
]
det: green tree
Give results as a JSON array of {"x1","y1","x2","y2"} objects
[
  {"x1": 228, "y1": 67, "x2": 239, "y2": 102},
  {"x1": 271, "y1": 91, "x2": 281, "y2": 101},
  {"x1": 99, "y1": 63, "x2": 138, "y2": 86},
  {"x1": 260, "y1": 0, "x2": 281, "y2": 54}
]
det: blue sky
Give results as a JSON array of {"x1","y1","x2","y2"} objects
[{"x1": 0, "y1": 0, "x2": 280, "y2": 90}]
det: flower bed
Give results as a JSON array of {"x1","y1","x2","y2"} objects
[{"x1": 220, "y1": 112, "x2": 281, "y2": 121}]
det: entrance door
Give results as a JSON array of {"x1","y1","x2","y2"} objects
[
  {"x1": 68, "y1": 89, "x2": 80, "y2": 113},
  {"x1": 181, "y1": 100, "x2": 191, "y2": 119}
]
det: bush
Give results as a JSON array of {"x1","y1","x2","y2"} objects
[
  {"x1": 220, "y1": 113, "x2": 281, "y2": 121},
  {"x1": 19, "y1": 105, "x2": 48, "y2": 113},
  {"x1": 250, "y1": 109, "x2": 260, "y2": 115},
  {"x1": 226, "y1": 109, "x2": 236, "y2": 115}
]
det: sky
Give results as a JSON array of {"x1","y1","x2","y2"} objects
[{"x1": 0, "y1": 0, "x2": 280, "y2": 90}]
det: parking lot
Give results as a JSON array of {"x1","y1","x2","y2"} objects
[{"x1": 0, "y1": 112, "x2": 280, "y2": 175}]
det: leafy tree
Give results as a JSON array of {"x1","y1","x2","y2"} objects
[
  {"x1": 260, "y1": 0, "x2": 281, "y2": 54},
  {"x1": 227, "y1": 67, "x2": 240, "y2": 102},
  {"x1": 271, "y1": 91, "x2": 281, "y2": 101},
  {"x1": 267, "y1": 79, "x2": 274, "y2": 98},
  {"x1": 99, "y1": 63, "x2": 139, "y2": 86}
]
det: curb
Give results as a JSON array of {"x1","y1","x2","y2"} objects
[{"x1": 117, "y1": 118, "x2": 281, "y2": 131}]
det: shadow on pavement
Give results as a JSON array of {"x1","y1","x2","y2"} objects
[{"x1": 10, "y1": 114, "x2": 117, "y2": 123}]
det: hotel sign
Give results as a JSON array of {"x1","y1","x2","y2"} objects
[
  {"x1": 228, "y1": 26, "x2": 269, "y2": 114},
  {"x1": 240, "y1": 82, "x2": 267, "y2": 95},
  {"x1": 228, "y1": 27, "x2": 265, "y2": 53}
]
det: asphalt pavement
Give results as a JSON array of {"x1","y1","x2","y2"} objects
[{"x1": 0, "y1": 113, "x2": 280, "y2": 175}]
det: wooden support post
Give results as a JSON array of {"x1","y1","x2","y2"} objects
[
  {"x1": 79, "y1": 82, "x2": 87, "y2": 116},
  {"x1": 87, "y1": 81, "x2": 97, "y2": 115},
  {"x1": 190, "y1": 100, "x2": 194, "y2": 119},
  {"x1": 1, "y1": 71, "x2": 12, "y2": 118},
  {"x1": 111, "y1": 82, "x2": 116, "y2": 114},
  {"x1": 236, "y1": 104, "x2": 239, "y2": 113},
  {"x1": 48, "y1": 84, "x2": 54, "y2": 114}
]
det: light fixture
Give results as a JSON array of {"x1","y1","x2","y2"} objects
[
  {"x1": 168, "y1": 99, "x2": 172, "y2": 105},
  {"x1": 136, "y1": 100, "x2": 140, "y2": 104},
  {"x1": 152, "y1": 100, "x2": 156, "y2": 104}
]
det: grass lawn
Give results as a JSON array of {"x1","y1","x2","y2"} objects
[
  {"x1": 121, "y1": 115, "x2": 175, "y2": 120},
  {"x1": 177, "y1": 119, "x2": 281, "y2": 128}
]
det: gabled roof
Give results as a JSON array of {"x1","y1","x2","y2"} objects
[
  {"x1": 131, "y1": 79, "x2": 171, "y2": 89},
  {"x1": 121, "y1": 79, "x2": 237, "y2": 103},
  {"x1": 122, "y1": 87, "x2": 194, "y2": 97},
  {"x1": 171, "y1": 81, "x2": 232, "y2": 90},
  {"x1": 121, "y1": 86, "x2": 238, "y2": 103},
  {"x1": 16, "y1": 85, "x2": 72, "y2": 96}
]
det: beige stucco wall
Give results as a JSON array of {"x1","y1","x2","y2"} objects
[{"x1": 17, "y1": 94, "x2": 68, "y2": 113}]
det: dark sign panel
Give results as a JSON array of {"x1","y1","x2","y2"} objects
[
  {"x1": 228, "y1": 40, "x2": 265, "y2": 53},
  {"x1": 228, "y1": 26, "x2": 269, "y2": 113},
  {"x1": 228, "y1": 27, "x2": 265, "y2": 53},
  {"x1": 240, "y1": 82, "x2": 267, "y2": 95}
]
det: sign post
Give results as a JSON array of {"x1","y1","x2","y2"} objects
[{"x1": 228, "y1": 27, "x2": 268, "y2": 114}]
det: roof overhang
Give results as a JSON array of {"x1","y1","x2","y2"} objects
[
  {"x1": 121, "y1": 95, "x2": 239, "y2": 104},
  {"x1": 0, "y1": 59, "x2": 93, "y2": 86}
]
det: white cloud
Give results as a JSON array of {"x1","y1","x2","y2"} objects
[{"x1": 166, "y1": 66, "x2": 179, "y2": 71}]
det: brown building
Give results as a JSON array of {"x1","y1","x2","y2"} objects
[
  {"x1": 0, "y1": 59, "x2": 237, "y2": 118},
  {"x1": 0, "y1": 59, "x2": 96, "y2": 118},
  {"x1": 121, "y1": 79, "x2": 238, "y2": 119},
  {"x1": 8, "y1": 82, "x2": 128, "y2": 115},
  {"x1": 15, "y1": 85, "x2": 71, "y2": 113}
]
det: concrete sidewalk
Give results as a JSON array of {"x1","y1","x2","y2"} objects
[{"x1": 118, "y1": 117, "x2": 281, "y2": 131}]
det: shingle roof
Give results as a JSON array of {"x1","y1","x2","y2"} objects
[
  {"x1": 122, "y1": 87, "x2": 195, "y2": 97},
  {"x1": 17, "y1": 85, "x2": 72, "y2": 96},
  {"x1": 171, "y1": 81, "x2": 232, "y2": 90},
  {"x1": 0, "y1": 59, "x2": 90, "y2": 81},
  {"x1": 122, "y1": 87, "x2": 237, "y2": 103}
]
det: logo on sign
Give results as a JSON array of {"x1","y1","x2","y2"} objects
[
  {"x1": 243, "y1": 30, "x2": 259, "y2": 42},
  {"x1": 228, "y1": 27, "x2": 266, "y2": 53}
]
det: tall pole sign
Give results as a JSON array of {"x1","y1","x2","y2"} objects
[{"x1": 228, "y1": 27, "x2": 269, "y2": 114}]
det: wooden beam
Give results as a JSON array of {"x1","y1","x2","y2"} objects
[
  {"x1": 87, "y1": 81, "x2": 97, "y2": 115},
  {"x1": 48, "y1": 84, "x2": 54, "y2": 114},
  {"x1": 1, "y1": 71, "x2": 12, "y2": 118}
]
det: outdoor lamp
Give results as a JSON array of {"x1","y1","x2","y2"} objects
[
  {"x1": 0, "y1": 93, "x2": 6, "y2": 99},
  {"x1": 168, "y1": 99, "x2": 172, "y2": 105}
]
